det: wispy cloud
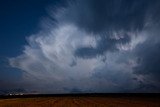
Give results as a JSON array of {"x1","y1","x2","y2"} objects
[{"x1": 9, "y1": 0, "x2": 160, "y2": 93}]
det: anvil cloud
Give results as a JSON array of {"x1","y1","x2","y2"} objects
[{"x1": 9, "y1": 0, "x2": 160, "y2": 93}]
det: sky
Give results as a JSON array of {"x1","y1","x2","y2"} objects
[{"x1": 0, "y1": 0, "x2": 160, "y2": 94}]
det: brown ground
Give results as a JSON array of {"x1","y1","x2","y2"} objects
[{"x1": 0, "y1": 96, "x2": 159, "y2": 107}]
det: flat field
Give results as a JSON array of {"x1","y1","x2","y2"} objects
[{"x1": 0, "y1": 95, "x2": 159, "y2": 107}]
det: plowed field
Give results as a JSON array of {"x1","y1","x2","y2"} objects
[{"x1": 0, "y1": 96, "x2": 159, "y2": 107}]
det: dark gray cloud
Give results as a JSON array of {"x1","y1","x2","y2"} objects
[
  {"x1": 65, "y1": 0, "x2": 155, "y2": 33},
  {"x1": 133, "y1": 27, "x2": 160, "y2": 85},
  {"x1": 8, "y1": 0, "x2": 160, "y2": 93},
  {"x1": 61, "y1": 0, "x2": 160, "y2": 58}
]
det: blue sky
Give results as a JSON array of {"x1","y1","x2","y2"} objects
[
  {"x1": 0, "y1": 0, "x2": 160, "y2": 94},
  {"x1": 0, "y1": 0, "x2": 63, "y2": 56}
]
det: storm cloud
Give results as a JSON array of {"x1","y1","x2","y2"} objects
[
  {"x1": 57, "y1": 0, "x2": 160, "y2": 58},
  {"x1": 133, "y1": 26, "x2": 160, "y2": 89},
  {"x1": 9, "y1": 0, "x2": 160, "y2": 93}
]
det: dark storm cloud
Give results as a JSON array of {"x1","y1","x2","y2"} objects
[
  {"x1": 65, "y1": 0, "x2": 155, "y2": 33},
  {"x1": 61, "y1": 0, "x2": 160, "y2": 58},
  {"x1": 9, "y1": 0, "x2": 160, "y2": 93},
  {"x1": 133, "y1": 27, "x2": 160, "y2": 83}
]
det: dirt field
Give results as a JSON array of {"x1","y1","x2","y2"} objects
[{"x1": 0, "y1": 96, "x2": 159, "y2": 107}]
